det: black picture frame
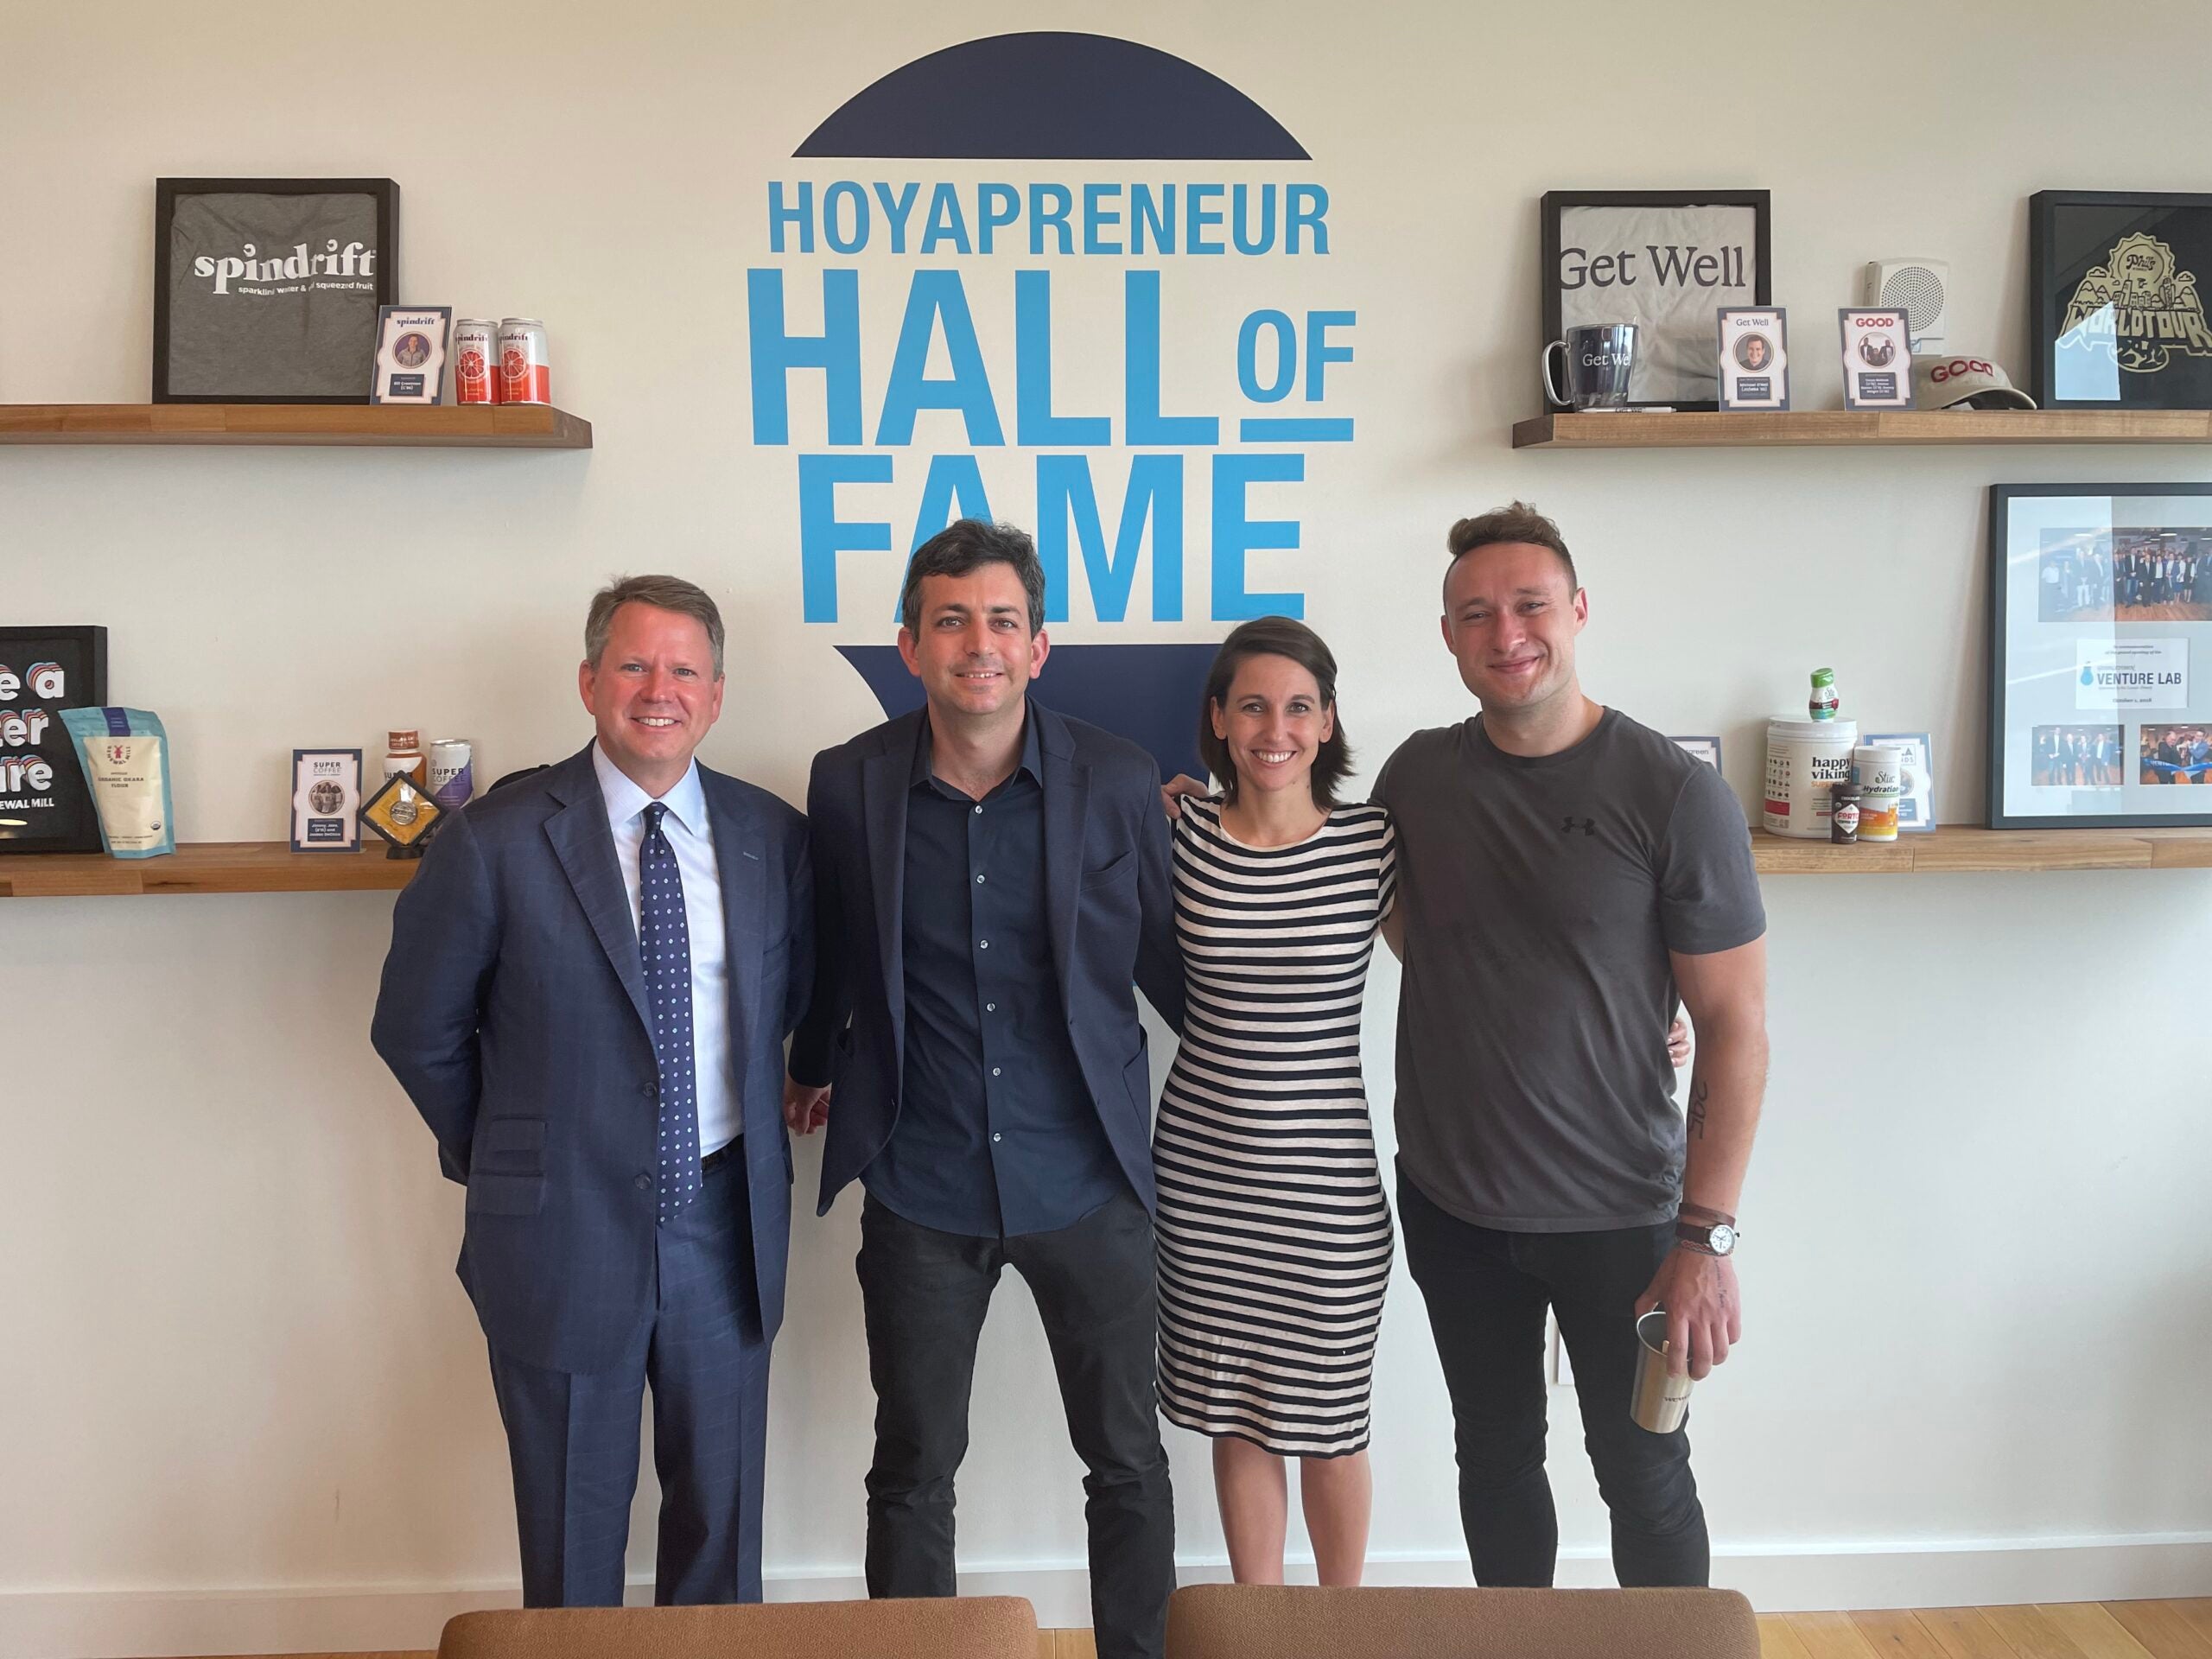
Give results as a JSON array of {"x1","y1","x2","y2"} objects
[
  {"x1": 0, "y1": 626, "x2": 110, "y2": 855},
  {"x1": 154, "y1": 177, "x2": 398, "y2": 404},
  {"x1": 2028, "y1": 189, "x2": 2212, "y2": 410},
  {"x1": 1986, "y1": 483, "x2": 2212, "y2": 830},
  {"x1": 1541, "y1": 189, "x2": 1771, "y2": 411}
]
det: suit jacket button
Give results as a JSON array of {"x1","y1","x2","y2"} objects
[
  {"x1": 635, "y1": 1173, "x2": 652, "y2": 1192},
  {"x1": 639, "y1": 1084, "x2": 655, "y2": 1102}
]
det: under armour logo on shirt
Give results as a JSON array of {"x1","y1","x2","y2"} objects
[{"x1": 1561, "y1": 815, "x2": 1597, "y2": 836}]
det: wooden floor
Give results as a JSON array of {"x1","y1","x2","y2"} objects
[
  {"x1": 1038, "y1": 1605, "x2": 2212, "y2": 1659},
  {"x1": 1756, "y1": 1601, "x2": 2212, "y2": 1659},
  {"x1": 189, "y1": 1602, "x2": 2212, "y2": 1659}
]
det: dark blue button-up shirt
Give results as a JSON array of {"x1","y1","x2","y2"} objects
[{"x1": 861, "y1": 713, "x2": 1125, "y2": 1238}]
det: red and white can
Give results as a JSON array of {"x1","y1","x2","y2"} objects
[
  {"x1": 454, "y1": 318, "x2": 498, "y2": 404},
  {"x1": 497, "y1": 317, "x2": 551, "y2": 404}
]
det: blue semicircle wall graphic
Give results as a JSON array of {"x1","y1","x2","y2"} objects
[
  {"x1": 836, "y1": 644, "x2": 1218, "y2": 785},
  {"x1": 796, "y1": 31, "x2": 1308, "y2": 161}
]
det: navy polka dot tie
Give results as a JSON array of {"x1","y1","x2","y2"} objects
[{"x1": 639, "y1": 802, "x2": 699, "y2": 1221}]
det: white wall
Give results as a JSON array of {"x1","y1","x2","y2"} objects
[{"x1": 3, "y1": 3, "x2": 2209, "y2": 1655}]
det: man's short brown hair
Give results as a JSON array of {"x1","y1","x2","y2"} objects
[
  {"x1": 585, "y1": 575, "x2": 725, "y2": 677},
  {"x1": 1445, "y1": 501, "x2": 1578, "y2": 594}
]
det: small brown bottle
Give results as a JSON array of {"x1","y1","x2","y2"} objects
[{"x1": 1829, "y1": 780, "x2": 1862, "y2": 843}]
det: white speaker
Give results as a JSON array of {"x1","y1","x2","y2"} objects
[{"x1": 1863, "y1": 259, "x2": 1949, "y2": 352}]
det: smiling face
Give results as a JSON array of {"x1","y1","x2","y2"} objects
[
  {"x1": 897, "y1": 561, "x2": 1049, "y2": 727},
  {"x1": 577, "y1": 601, "x2": 725, "y2": 795},
  {"x1": 1211, "y1": 652, "x2": 1334, "y2": 804},
  {"x1": 1440, "y1": 540, "x2": 1587, "y2": 716}
]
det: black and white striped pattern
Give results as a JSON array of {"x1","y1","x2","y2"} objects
[{"x1": 1154, "y1": 798, "x2": 1397, "y2": 1458}]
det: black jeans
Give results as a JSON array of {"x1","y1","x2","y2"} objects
[
  {"x1": 855, "y1": 1190, "x2": 1175, "y2": 1659},
  {"x1": 1397, "y1": 1168, "x2": 1708, "y2": 1587}
]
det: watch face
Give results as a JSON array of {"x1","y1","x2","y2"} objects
[{"x1": 1708, "y1": 1224, "x2": 1737, "y2": 1255}]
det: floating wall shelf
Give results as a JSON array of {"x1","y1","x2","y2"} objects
[
  {"x1": 5, "y1": 826, "x2": 2209, "y2": 898},
  {"x1": 0, "y1": 403, "x2": 592, "y2": 448},
  {"x1": 1511, "y1": 409, "x2": 2212, "y2": 449}
]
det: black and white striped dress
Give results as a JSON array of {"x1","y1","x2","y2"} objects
[{"x1": 1154, "y1": 798, "x2": 1397, "y2": 1458}]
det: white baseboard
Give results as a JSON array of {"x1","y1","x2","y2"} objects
[{"x1": 5, "y1": 1536, "x2": 2207, "y2": 1659}]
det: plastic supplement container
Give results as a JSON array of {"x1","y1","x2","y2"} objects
[{"x1": 1764, "y1": 717, "x2": 1859, "y2": 838}]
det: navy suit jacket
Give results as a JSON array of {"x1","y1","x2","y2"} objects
[
  {"x1": 370, "y1": 744, "x2": 812, "y2": 1375},
  {"x1": 788, "y1": 702, "x2": 1185, "y2": 1220}
]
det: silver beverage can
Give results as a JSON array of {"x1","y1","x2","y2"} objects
[
  {"x1": 454, "y1": 319, "x2": 498, "y2": 404},
  {"x1": 497, "y1": 317, "x2": 550, "y2": 404},
  {"x1": 1630, "y1": 1308, "x2": 1694, "y2": 1434},
  {"x1": 429, "y1": 739, "x2": 474, "y2": 809}
]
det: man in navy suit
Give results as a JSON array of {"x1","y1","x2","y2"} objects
[
  {"x1": 372, "y1": 575, "x2": 810, "y2": 1607},
  {"x1": 784, "y1": 520, "x2": 1185, "y2": 1659}
]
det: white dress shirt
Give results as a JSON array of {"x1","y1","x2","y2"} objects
[{"x1": 593, "y1": 744, "x2": 740, "y2": 1154}]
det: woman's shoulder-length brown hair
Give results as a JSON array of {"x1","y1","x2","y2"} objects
[{"x1": 1196, "y1": 615, "x2": 1353, "y2": 808}]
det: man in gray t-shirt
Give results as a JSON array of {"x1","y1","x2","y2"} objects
[{"x1": 1373, "y1": 501, "x2": 1769, "y2": 1591}]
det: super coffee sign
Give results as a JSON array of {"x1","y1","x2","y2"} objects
[{"x1": 0, "y1": 626, "x2": 107, "y2": 854}]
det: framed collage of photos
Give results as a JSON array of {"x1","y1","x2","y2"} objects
[{"x1": 1987, "y1": 485, "x2": 2212, "y2": 829}]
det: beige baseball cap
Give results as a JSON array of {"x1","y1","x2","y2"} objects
[{"x1": 1910, "y1": 353, "x2": 2037, "y2": 410}]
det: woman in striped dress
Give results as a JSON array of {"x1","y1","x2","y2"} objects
[{"x1": 1153, "y1": 615, "x2": 1395, "y2": 1586}]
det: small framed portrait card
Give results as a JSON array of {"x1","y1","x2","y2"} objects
[
  {"x1": 1862, "y1": 730, "x2": 1936, "y2": 831},
  {"x1": 290, "y1": 748, "x2": 363, "y2": 851},
  {"x1": 1840, "y1": 308, "x2": 1914, "y2": 410},
  {"x1": 1671, "y1": 734, "x2": 1724, "y2": 776},
  {"x1": 1717, "y1": 309, "x2": 1789, "y2": 410},
  {"x1": 370, "y1": 305, "x2": 452, "y2": 404}
]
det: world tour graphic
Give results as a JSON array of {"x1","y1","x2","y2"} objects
[
  {"x1": 2061, "y1": 231, "x2": 2212, "y2": 374},
  {"x1": 746, "y1": 32, "x2": 1357, "y2": 780}
]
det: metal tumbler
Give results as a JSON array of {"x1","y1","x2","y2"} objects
[
  {"x1": 1630, "y1": 1307, "x2": 1694, "y2": 1433},
  {"x1": 1541, "y1": 323, "x2": 1638, "y2": 410}
]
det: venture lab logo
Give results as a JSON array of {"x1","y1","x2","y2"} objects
[
  {"x1": 2075, "y1": 639, "x2": 2188, "y2": 710},
  {"x1": 2060, "y1": 232, "x2": 2212, "y2": 373}
]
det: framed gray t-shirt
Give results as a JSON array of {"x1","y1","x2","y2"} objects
[
  {"x1": 1372, "y1": 708, "x2": 1764, "y2": 1231},
  {"x1": 156, "y1": 179, "x2": 396, "y2": 401}
]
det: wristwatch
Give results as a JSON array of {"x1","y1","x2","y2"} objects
[{"x1": 1675, "y1": 1214, "x2": 1738, "y2": 1256}]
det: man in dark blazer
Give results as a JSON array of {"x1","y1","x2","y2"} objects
[
  {"x1": 372, "y1": 575, "x2": 810, "y2": 1608},
  {"x1": 784, "y1": 519, "x2": 1185, "y2": 1659}
]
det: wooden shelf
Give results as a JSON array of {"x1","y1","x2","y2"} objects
[
  {"x1": 0, "y1": 403, "x2": 591, "y2": 448},
  {"x1": 0, "y1": 842, "x2": 418, "y2": 897},
  {"x1": 6, "y1": 825, "x2": 2208, "y2": 897},
  {"x1": 1512, "y1": 409, "x2": 2212, "y2": 449},
  {"x1": 1751, "y1": 824, "x2": 2212, "y2": 874}
]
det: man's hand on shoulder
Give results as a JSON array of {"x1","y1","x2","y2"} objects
[
  {"x1": 1160, "y1": 773, "x2": 1210, "y2": 819},
  {"x1": 783, "y1": 1072, "x2": 830, "y2": 1136},
  {"x1": 1635, "y1": 1246, "x2": 1740, "y2": 1380}
]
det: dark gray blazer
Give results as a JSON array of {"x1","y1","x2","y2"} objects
[
  {"x1": 370, "y1": 744, "x2": 812, "y2": 1375},
  {"x1": 788, "y1": 702, "x2": 1184, "y2": 1220}
]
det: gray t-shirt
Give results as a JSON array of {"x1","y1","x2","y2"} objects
[{"x1": 1372, "y1": 708, "x2": 1764, "y2": 1231}]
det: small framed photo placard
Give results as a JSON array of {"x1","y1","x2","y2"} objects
[
  {"x1": 1671, "y1": 735, "x2": 1723, "y2": 777},
  {"x1": 1717, "y1": 308, "x2": 1789, "y2": 410},
  {"x1": 1861, "y1": 731, "x2": 1936, "y2": 830},
  {"x1": 290, "y1": 748, "x2": 363, "y2": 852},
  {"x1": 371, "y1": 306, "x2": 453, "y2": 404},
  {"x1": 1840, "y1": 308, "x2": 1914, "y2": 410}
]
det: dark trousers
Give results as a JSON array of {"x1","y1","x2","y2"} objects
[
  {"x1": 1397, "y1": 1168, "x2": 1708, "y2": 1588},
  {"x1": 855, "y1": 1189, "x2": 1175, "y2": 1659},
  {"x1": 486, "y1": 1158, "x2": 771, "y2": 1607}
]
